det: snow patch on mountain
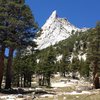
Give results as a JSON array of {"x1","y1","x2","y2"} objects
[{"x1": 35, "y1": 10, "x2": 87, "y2": 50}]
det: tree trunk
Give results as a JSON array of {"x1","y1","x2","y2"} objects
[
  {"x1": 5, "y1": 47, "x2": 14, "y2": 89},
  {"x1": 42, "y1": 74, "x2": 46, "y2": 86},
  {"x1": 93, "y1": 61, "x2": 99, "y2": 89},
  {"x1": 38, "y1": 75, "x2": 42, "y2": 86},
  {"x1": 20, "y1": 74, "x2": 23, "y2": 87},
  {"x1": 0, "y1": 46, "x2": 5, "y2": 89},
  {"x1": 94, "y1": 73, "x2": 99, "y2": 89},
  {"x1": 17, "y1": 74, "x2": 20, "y2": 87},
  {"x1": 24, "y1": 74, "x2": 26, "y2": 87},
  {"x1": 29, "y1": 74, "x2": 32, "y2": 87},
  {"x1": 63, "y1": 66, "x2": 66, "y2": 77},
  {"x1": 46, "y1": 72, "x2": 51, "y2": 87},
  {"x1": 46, "y1": 77, "x2": 50, "y2": 87}
]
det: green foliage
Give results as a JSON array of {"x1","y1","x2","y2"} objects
[
  {"x1": 35, "y1": 46, "x2": 56, "y2": 87},
  {"x1": 87, "y1": 23, "x2": 100, "y2": 78},
  {"x1": 36, "y1": 46, "x2": 56, "y2": 74},
  {"x1": 0, "y1": 0, "x2": 38, "y2": 48},
  {"x1": 13, "y1": 49, "x2": 37, "y2": 87},
  {"x1": 79, "y1": 59, "x2": 90, "y2": 77},
  {"x1": 86, "y1": 22, "x2": 100, "y2": 88}
]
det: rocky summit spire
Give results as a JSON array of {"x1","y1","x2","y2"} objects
[
  {"x1": 49, "y1": 10, "x2": 57, "y2": 20},
  {"x1": 42, "y1": 10, "x2": 57, "y2": 29}
]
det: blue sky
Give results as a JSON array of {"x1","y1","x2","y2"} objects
[
  {"x1": 26, "y1": 0, "x2": 100, "y2": 28},
  {"x1": 5, "y1": 0, "x2": 100, "y2": 56}
]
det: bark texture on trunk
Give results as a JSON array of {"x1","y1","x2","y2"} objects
[
  {"x1": 0, "y1": 46, "x2": 5, "y2": 88},
  {"x1": 94, "y1": 73, "x2": 99, "y2": 89},
  {"x1": 93, "y1": 61, "x2": 100, "y2": 89},
  {"x1": 5, "y1": 47, "x2": 14, "y2": 89}
]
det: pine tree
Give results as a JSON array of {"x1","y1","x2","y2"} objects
[
  {"x1": 36, "y1": 46, "x2": 56, "y2": 87},
  {"x1": 1, "y1": 0, "x2": 38, "y2": 89},
  {"x1": 0, "y1": 0, "x2": 8, "y2": 88},
  {"x1": 87, "y1": 22, "x2": 100, "y2": 89},
  {"x1": 45, "y1": 46, "x2": 56, "y2": 87},
  {"x1": 13, "y1": 51, "x2": 37, "y2": 87},
  {"x1": 60, "y1": 50, "x2": 70, "y2": 77}
]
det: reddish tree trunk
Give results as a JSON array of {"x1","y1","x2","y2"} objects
[
  {"x1": 93, "y1": 61, "x2": 99, "y2": 89},
  {"x1": 0, "y1": 46, "x2": 5, "y2": 89},
  {"x1": 94, "y1": 74, "x2": 99, "y2": 89},
  {"x1": 5, "y1": 47, "x2": 14, "y2": 89}
]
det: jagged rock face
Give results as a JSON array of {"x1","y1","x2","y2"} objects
[{"x1": 35, "y1": 10, "x2": 86, "y2": 50}]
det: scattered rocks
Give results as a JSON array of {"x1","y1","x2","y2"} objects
[
  {"x1": 0, "y1": 95, "x2": 33, "y2": 100},
  {"x1": 17, "y1": 94, "x2": 24, "y2": 98},
  {"x1": 0, "y1": 95, "x2": 16, "y2": 100},
  {"x1": 76, "y1": 86, "x2": 93, "y2": 91},
  {"x1": 65, "y1": 91, "x2": 91, "y2": 95},
  {"x1": 39, "y1": 94, "x2": 54, "y2": 98},
  {"x1": 76, "y1": 89, "x2": 82, "y2": 93},
  {"x1": 35, "y1": 87, "x2": 43, "y2": 91}
]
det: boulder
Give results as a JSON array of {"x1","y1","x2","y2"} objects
[
  {"x1": 17, "y1": 94, "x2": 24, "y2": 98},
  {"x1": 76, "y1": 86, "x2": 93, "y2": 92}
]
